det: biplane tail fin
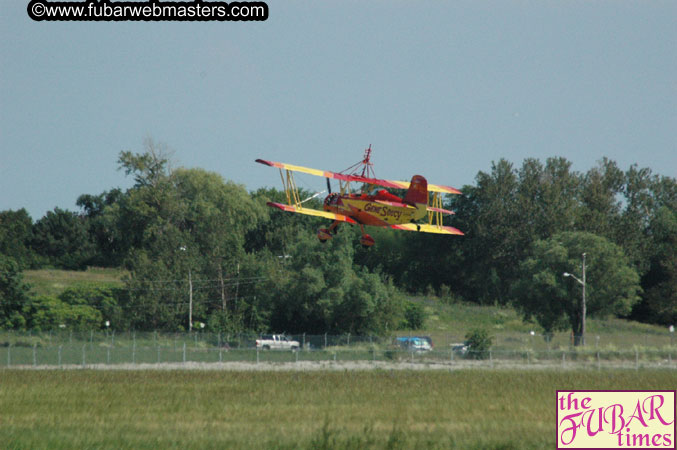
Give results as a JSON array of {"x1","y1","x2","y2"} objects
[
  {"x1": 404, "y1": 175, "x2": 427, "y2": 205},
  {"x1": 404, "y1": 175, "x2": 428, "y2": 220}
]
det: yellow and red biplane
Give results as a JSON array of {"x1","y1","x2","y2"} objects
[{"x1": 256, "y1": 147, "x2": 464, "y2": 247}]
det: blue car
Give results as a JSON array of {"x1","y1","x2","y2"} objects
[{"x1": 395, "y1": 336, "x2": 433, "y2": 352}]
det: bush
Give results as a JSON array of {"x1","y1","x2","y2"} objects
[
  {"x1": 464, "y1": 328, "x2": 493, "y2": 360},
  {"x1": 23, "y1": 296, "x2": 102, "y2": 331},
  {"x1": 402, "y1": 301, "x2": 426, "y2": 330}
]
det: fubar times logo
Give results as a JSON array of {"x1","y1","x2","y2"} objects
[{"x1": 557, "y1": 390, "x2": 675, "y2": 449}]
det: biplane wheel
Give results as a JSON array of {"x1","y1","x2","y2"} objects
[
  {"x1": 317, "y1": 228, "x2": 332, "y2": 243},
  {"x1": 359, "y1": 234, "x2": 375, "y2": 248}
]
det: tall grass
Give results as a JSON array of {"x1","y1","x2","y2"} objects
[
  {"x1": 1, "y1": 369, "x2": 674, "y2": 449},
  {"x1": 23, "y1": 267, "x2": 125, "y2": 297}
]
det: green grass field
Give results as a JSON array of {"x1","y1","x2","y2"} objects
[
  {"x1": 1, "y1": 369, "x2": 674, "y2": 449},
  {"x1": 23, "y1": 267, "x2": 126, "y2": 297}
]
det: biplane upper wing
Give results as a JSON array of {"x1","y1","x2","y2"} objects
[
  {"x1": 255, "y1": 159, "x2": 461, "y2": 195},
  {"x1": 400, "y1": 181, "x2": 462, "y2": 195},
  {"x1": 390, "y1": 223, "x2": 464, "y2": 235},
  {"x1": 266, "y1": 202, "x2": 357, "y2": 224}
]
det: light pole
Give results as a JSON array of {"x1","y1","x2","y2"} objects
[
  {"x1": 563, "y1": 252, "x2": 586, "y2": 346},
  {"x1": 180, "y1": 246, "x2": 193, "y2": 332}
]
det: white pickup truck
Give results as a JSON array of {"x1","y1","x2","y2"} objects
[{"x1": 255, "y1": 334, "x2": 300, "y2": 351}]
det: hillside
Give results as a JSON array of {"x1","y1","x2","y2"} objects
[
  {"x1": 19, "y1": 269, "x2": 674, "y2": 351},
  {"x1": 407, "y1": 296, "x2": 673, "y2": 351},
  {"x1": 22, "y1": 267, "x2": 126, "y2": 297}
]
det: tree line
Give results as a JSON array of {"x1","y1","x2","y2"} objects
[{"x1": 1, "y1": 142, "x2": 675, "y2": 339}]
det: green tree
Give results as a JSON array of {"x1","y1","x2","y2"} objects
[
  {"x1": 24, "y1": 296, "x2": 102, "y2": 331},
  {"x1": 0, "y1": 209, "x2": 36, "y2": 269},
  {"x1": 636, "y1": 207, "x2": 677, "y2": 325},
  {"x1": 576, "y1": 158, "x2": 624, "y2": 238},
  {"x1": 31, "y1": 207, "x2": 95, "y2": 269},
  {"x1": 246, "y1": 187, "x2": 324, "y2": 256},
  {"x1": 464, "y1": 328, "x2": 493, "y2": 360},
  {"x1": 0, "y1": 255, "x2": 31, "y2": 329},
  {"x1": 264, "y1": 230, "x2": 406, "y2": 334},
  {"x1": 58, "y1": 285, "x2": 124, "y2": 329},
  {"x1": 449, "y1": 160, "x2": 521, "y2": 304},
  {"x1": 512, "y1": 232, "x2": 641, "y2": 345},
  {"x1": 402, "y1": 300, "x2": 426, "y2": 330},
  {"x1": 115, "y1": 142, "x2": 266, "y2": 331},
  {"x1": 76, "y1": 189, "x2": 127, "y2": 267}
]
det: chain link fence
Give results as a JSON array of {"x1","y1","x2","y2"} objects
[{"x1": 1, "y1": 330, "x2": 676, "y2": 369}]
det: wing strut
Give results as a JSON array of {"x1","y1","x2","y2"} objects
[
  {"x1": 428, "y1": 192, "x2": 443, "y2": 227},
  {"x1": 279, "y1": 169, "x2": 301, "y2": 208}
]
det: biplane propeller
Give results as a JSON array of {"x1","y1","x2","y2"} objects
[{"x1": 256, "y1": 146, "x2": 464, "y2": 248}]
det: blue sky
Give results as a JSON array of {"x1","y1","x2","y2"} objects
[{"x1": 1, "y1": 0, "x2": 675, "y2": 220}]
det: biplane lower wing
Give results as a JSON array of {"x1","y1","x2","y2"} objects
[
  {"x1": 266, "y1": 202, "x2": 357, "y2": 224},
  {"x1": 427, "y1": 206, "x2": 455, "y2": 215},
  {"x1": 390, "y1": 223, "x2": 464, "y2": 235}
]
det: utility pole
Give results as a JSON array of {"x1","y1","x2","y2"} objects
[
  {"x1": 180, "y1": 246, "x2": 193, "y2": 333},
  {"x1": 235, "y1": 263, "x2": 239, "y2": 305},
  {"x1": 188, "y1": 267, "x2": 193, "y2": 332},
  {"x1": 219, "y1": 262, "x2": 226, "y2": 312},
  {"x1": 563, "y1": 252, "x2": 587, "y2": 347},
  {"x1": 581, "y1": 253, "x2": 586, "y2": 347}
]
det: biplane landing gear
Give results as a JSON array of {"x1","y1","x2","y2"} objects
[
  {"x1": 318, "y1": 228, "x2": 332, "y2": 243},
  {"x1": 360, "y1": 234, "x2": 375, "y2": 248},
  {"x1": 358, "y1": 224, "x2": 375, "y2": 248},
  {"x1": 318, "y1": 221, "x2": 341, "y2": 243}
]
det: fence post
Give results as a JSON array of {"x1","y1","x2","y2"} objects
[
  {"x1": 82, "y1": 344, "x2": 86, "y2": 367},
  {"x1": 59, "y1": 345, "x2": 63, "y2": 367},
  {"x1": 256, "y1": 347, "x2": 259, "y2": 364},
  {"x1": 157, "y1": 345, "x2": 161, "y2": 364},
  {"x1": 597, "y1": 351, "x2": 600, "y2": 371},
  {"x1": 324, "y1": 333, "x2": 327, "y2": 349},
  {"x1": 132, "y1": 340, "x2": 136, "y2": 364},
  {"x1": 33, "y1": 343, "x2": 37, "y2": 367},
  {"x1": 6, "y1": 344, "x2": 10, "y2": 367},
  {"x1": 489, "y1": 350, "x2": 493, "y2": 368},
  {"x1": 183, "y1": 342, "x2": 186, "y2": 363}
]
